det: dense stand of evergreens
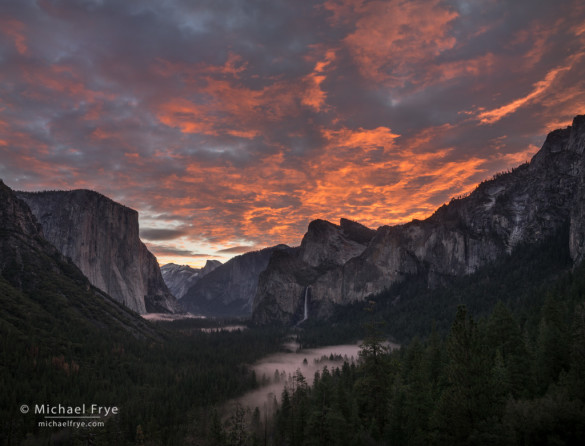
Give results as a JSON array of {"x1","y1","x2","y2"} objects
[
  {"x1": 2, "y1": 226, "x2": 584, "y2": 445},
  {"x1": 229, "y1": 263, "x2": 585, "y2": 446},
  {"x1": 0, "y1": 267, "x2": 285, "y2": 445}
]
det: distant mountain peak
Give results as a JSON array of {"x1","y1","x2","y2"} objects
[
  {"x1": 180, "y1": 245, "x2": 291, "y2": 317},
  {"x1": 160, "y1": 260, "x2": 222, "y2": 299}
]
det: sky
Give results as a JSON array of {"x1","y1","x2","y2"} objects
[{"x1": 1, "y1": 0, "x2": 585, "y2": 267}]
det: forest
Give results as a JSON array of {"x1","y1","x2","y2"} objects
[
  {"x1": 207, "y1": 248, "x2": 585, "y2": 446},
  {"x1": 260, "y1": 296, "x2": 585, "y2": 446},
  {"x1": 1, "y1": 227, "x2": 585, "y2": 445}
]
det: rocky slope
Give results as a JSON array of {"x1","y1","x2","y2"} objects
[
  {"x1": 180, "y1": 245, "x2": 291, "y2": 316},
  {"x1": 252, "y1": 115, "x2": 585, "y2": 324},
  {"x1": 161, "y1": 260, "x2": 222, "y2": 299},
  {"x1": 16, "y1": 189, "x2": 180, "y2": 314},
  {"x1": 0, "y1": 180, "x2": 158, "y2": 338}
]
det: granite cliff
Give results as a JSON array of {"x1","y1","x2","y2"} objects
[
  {"x1": 0, "y1": 180, "x2": 158, "y2": 337},
  {"x1": 161, "y1": 260, "x2": 222, "y2": 299},
  {"x1": 180, "y1": 245, "x2": 291, "y2": 317},
  {"x1": 16, "y1": 189, "x2": 180, "y2": 314},
  {"x1": 252, "y1": 115, "x2": 585, "y2": 324}
]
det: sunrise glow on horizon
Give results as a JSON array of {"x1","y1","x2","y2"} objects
[{"x1": 1, "y1": 0, "x2": 585, "y2": 268}]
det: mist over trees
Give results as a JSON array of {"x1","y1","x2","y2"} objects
[{"x1": 235, "y1": 292, "x2": 585, "y2": 445}]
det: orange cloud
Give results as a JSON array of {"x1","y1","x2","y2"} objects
[
  {"x1": 297, "y1": 125, "x2": 485, "y2": 226},
  {"x1": 322, "y1": 0, "x2": 363, "y2": 24},
  {"x1": 19, "y1": 63, "x2": 116, "y2": 107},
  {"x1": 111, "y1": 118, "x2": 534, "y2": 254},
  {"x1": 156, "y1": 98, "x2": 217, "y2": 135},
  {"x1": 153, "y1": 51, "x2": 247, "y2": 79},
  {"x1": 434, "y1": 53, "x2": 496, "y2": 83},
  {"x1": 341, "y1": 0, "x2": 458, "y2": 85},
  {"x1": 1, "y1": 19, "x2": 28, "y2": 55},
  {"x1": 508, "y1": 20, "x2": 562, "y2": 70},
  {"x1": 4, "y1": 0, "x2": 584, "y2": 267},
  {"x1": 477, "y1": 53, "x2": 585, "y2": 124},
  {"x1": 497, "y1": 144, "x2": 540, "y2": 165},
  {"x1": 301, "y1": 50, "x2": 336, "y2": 112},
  {"x1": 155, "y1": 69, "x2": 301, "y2": 137}
]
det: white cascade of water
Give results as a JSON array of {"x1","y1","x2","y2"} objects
[{"x1": 297, "y1": 287, "x2": 309, "y2": 325}]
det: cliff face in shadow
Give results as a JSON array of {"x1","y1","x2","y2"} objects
[
  {"x1": 180, "y1": 245, "x2": 291, "y2": 317},
  {"x1": 252, "y1": 219, "x2": 376, "y2": 324},
  {"x1": 17, "y1": 189, "x2": 180, "y2": 314}
]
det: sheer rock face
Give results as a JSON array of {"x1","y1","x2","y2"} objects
[
  {"x1": 568, "y1": 116, "x2": 585, "y2": 264},
  {"x1": 16, "y1": 190, "x2": 180, "y2": 314},
  {"x1": 1, "y1": 180, "x2": 160, "y2": 338},
  {"x1": 179, "y1": 245, "x2": 291, "y2": 317},
  {"x1": 161, "y1": 260, "x2": 222, "y2": 299},
  {"x1": 253, "y1": 115, "x2": 585, "y2": 325},
  {"x1": 252, "y1": 219, "x2": 376, "y2": 324}
]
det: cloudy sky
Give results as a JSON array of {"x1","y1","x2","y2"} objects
[{"x1": 1, "y1": 0, "x2": 584, "y2": 267}]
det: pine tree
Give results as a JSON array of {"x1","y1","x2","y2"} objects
[
  {"x1": 209, "y1": 408, "x2": 226, "y2": 446},
  {"x1": 487, "y1": 301, "x2": 533, "y2": 397},
  {"x1": 568, "y1": 303, "x2": 585, "y2": 400},
  {"x1": 226, "y1": 402, "x2": 250, "y2": 446},
  {"x1": 535, "y1": 295, "x2": 570, "y2": 392},
  {"x1": 430, "y1": 306, "x2": 493, "y2": 444},
  {"x1": 355, "y1": 303, "x2": 391, "y2": 438}
]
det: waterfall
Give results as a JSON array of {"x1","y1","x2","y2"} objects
[
  {"x1": 303, "y1": 287, "x2": 309, "y2": 321},
  {"x1": 297, "y1": 287, "x2": 309, "y2": 325}
]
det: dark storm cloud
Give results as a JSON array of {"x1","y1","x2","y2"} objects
[
  {"x1": 140, "y1": 227, "x2": 190, "y2": 241},
  {"x1": 1, "y1": 0, "x2": 585, "y2": 265},
  {"x1": 145, "y1": 244, "x2": 210, "y2": 258}
]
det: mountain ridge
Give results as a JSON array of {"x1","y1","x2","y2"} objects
[
  {"x1": 161, "y1": 260, "x2": 222, "y2": 299},
  {"x1": 252, "y1": 114, "x2": 585, "y2": 324},
  {"x1": 180, "y1": 244, "x2": 292, "y2": 317}
]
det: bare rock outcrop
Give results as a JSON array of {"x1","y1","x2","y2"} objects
[
  {"x1": 252, "y1": 219, "x2": 376, "y2": 324},
  {"x1": 16, "y1": 189, "x2": 180, "y2": 314}
]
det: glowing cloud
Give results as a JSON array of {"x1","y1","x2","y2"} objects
[
  {"x1": 340, "y1": 0, "x2": 458, "y2": 85},
  {"x1": 1, "y1": 19, "x2": 28, "y2": 55},
  {"x1": 477, "y1": 54, "x2": 584, "y2": 125},
  {"x1": 1, "y1": 0, "x2": 585, "y2": 266}
]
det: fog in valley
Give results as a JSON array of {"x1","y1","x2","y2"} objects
[
  {"x1": 141, "y1": 313, "x2": 204, "y2": 321},
  {"x1": 225, "y1": 340, "x2": 399, "y2": 421}
]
